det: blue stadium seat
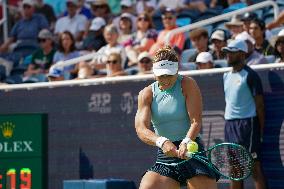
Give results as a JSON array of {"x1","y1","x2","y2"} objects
[
  {"x1": 264, "y1": 55, "x2": 276, "y2": 63},
  {"x1": 176, "y1": 17, "x2": 191, "y2": 27},
  {"x1": 214, "y1": 59, "x2": 228, "y2": 68},
  {"x1": 180, "y1": 62, "x2": 197, "y2": 71},
  {"x1": 181, "y1": 49, "x2": 197, "y2": 63}
]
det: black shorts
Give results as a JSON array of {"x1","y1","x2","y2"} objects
[
  {"x1": 225, "y1": 116, "x2": 261, "y2": 160},
  {"x1": 146, "y1": 138, "x2": 219, "y2": 185}
]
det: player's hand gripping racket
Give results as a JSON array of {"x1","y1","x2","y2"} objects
[{"x1": 185, "y1": 142, "x2": 254, "y2": 181}]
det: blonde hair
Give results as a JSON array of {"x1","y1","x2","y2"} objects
[
  {"x1": 107, "y1": 52, "x2": 122, "y2": 64},
  {"x1": 153, "y1": 46, "x2": 179, "y2": 63}
]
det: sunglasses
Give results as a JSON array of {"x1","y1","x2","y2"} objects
[
  {"x1": 38, "y1": 38, "x2": 47, "y2": 43},
  {"x1": 107, "y1": 60, "x2": 118, "y2": 64},
  {"x1": 162, "y1": 16, "x2": 173, "y2": 20},
  {"x1": 138, "y1": 17, "x2": 149, "y2": 22}
]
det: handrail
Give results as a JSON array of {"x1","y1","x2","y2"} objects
[
  {"x1": 0, "y1": 63, "x2": 283, "y2": 91},
  {"x1": 0, "y1": 0, "x2": 8, "y2": 42},
  {"x1": 165, "y1": 0, "x2": 279, "y2": 45}
]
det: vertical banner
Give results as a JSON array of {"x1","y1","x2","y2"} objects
[{"x1": 0, "y1": 114, "x2": 47, "y2": 189}]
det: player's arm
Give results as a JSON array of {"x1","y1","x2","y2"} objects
[
  {"x1": 183, "y1": 77, "x2": 203, "y2": 140},
  {"x1": 135, "y1": 86, "x2": 158, "y2": 146},
  {"x1": 178, "y1": 77, "x2": 203, "y2": 159}
]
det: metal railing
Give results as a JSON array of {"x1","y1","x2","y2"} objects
[
  {"x1": 165, "y1": 0, "x2": 279, "y2": 45},
  {"x1": 0, "y1": 63, "x2": 283, "y2": 91},
  {"x1": 0, "y1": 0, "x2": 8, "y2": 42}
]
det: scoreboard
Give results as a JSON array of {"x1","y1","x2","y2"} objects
[{"x1": 0, "y1": 114, "x2": 47, "y2": 189}]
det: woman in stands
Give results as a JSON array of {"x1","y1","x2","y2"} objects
[
  {"x1": 135, "y1": 46, "x2": 218, "y2": 189},
  {"x1": 53, "y1": 31, "x2": 80, "y2": 80},
  {"x1": 274, "y1": 29, "x2": 284, "y2": 63},
  {"x1": 125, "y1": 12, "x2": 157, "y2": 66}
]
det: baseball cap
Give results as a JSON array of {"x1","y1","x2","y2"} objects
[
  {"x1": 38, "y1": 29, "x2": 53, "y2": 39},
  {"x1": 22, "y1": 0, "x2": 35, "y2": 6},
  {"x1": 210, "y1": 30, "x2": 226, "y2": 41},
  {"x1": 162, "y1": 7, "x2": 176, "y2": 16},
  {"x1": 121, "y1": 0, "x2": 132, "y2": 7},
  {"x1": 235, "y1": 31, "x2": 255, "y2": 44},
  {"x1": 47, "y1": 66, "x2": 64, "y2": 78},
  {"x1": 120, "y1": 13, "x2": 132, "y2": 20},
  {"x1": 89, "y1": 17, "x2": 106, "y2": 31},
  {"x1": 138, "y1": 52, "x2": 152, "y2": 62},
  {"x1": 196, "y1": 52, "x2": 213, "y2": 64},
  {"x1": 222, "y1": 39, "x2": 248, "y2": 53}
]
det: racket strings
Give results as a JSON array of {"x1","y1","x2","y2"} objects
[{"x1": 210, "y1": 144, "x2": 253, "y2": 180}]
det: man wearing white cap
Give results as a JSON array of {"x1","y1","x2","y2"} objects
[
  {"x1": 222, "y1": 39, "x2": 267, "y2": 189},
  {"x1": 236, "y1": 32, "x2": 267, "y2": 65},
  {"x1": 82, "y1": 17, "x2": 106, "y2": 51},
  {"x1": 195, "y1": 52, "x2": 214, "y2": 70},
  {"x1": 210, "y1": 29, "x2": 228, "y2": 60}
]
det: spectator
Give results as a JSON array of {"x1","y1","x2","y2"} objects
[
  {"x1": 0, "y1": 0, "x2": 48, "y2": 53},
  {"x1": 88, "y1": 0, "x2": 113, "y2": 24},
  {"x1": 118, "y1": 13, "x2": 135, "y2": 45},
  {"x1": 225, "y1": 15, "x2": 244, "y2": 39},
  {"x1": 187, "y1": 28, "x2": 210, "y2": 62},
  {"x1": 236, "y1": 32, "x2": 267, "y2": 65},
  {"x1": 149, "y1": 8, "x2": 185, "y2": 56},
  {"x1": 105, "y1": 53, "x2": 127, "y2": 77},
  {"x1": 249, "y1": 19, "x2": 274, "y2": 56},
  {"x1": 24, "y1": 29, "x2": 56, "y2": 82},
  {"x1": 136, "y1": 51, "x2": 153, "y2": 75},
  {"x1": 113, "y1": 0, "x2": 137, "y2": 32},
  {"x1": 241, "y1": 12, "x2": 258, "y2": 33},
  {"x1": 273, "y1": 29, "x2": 284, "y2": 63},
  {"x1": 81, "y1": 17, "x2": 107, "y2": 51},
  {"x1": 47, "y1": 65, "x2": 64, "y2": 82},
  {"x1": 210, "y1": 29, "x2": 228, "y2": 60},
  {"x1": 64, "y1": 0, "x2": 92, "y2": 20},
  {"x1": 125, "y1": 12, "x2": 157, "y2": 66},
  {"x1": 89, "y1": 24, "x2": 126, "y2": 70},
  {"x1": 222, "y1": 39, "x2": 267, "y2": 189},
  {"x1": 34, "y1": 0, "x2": 56, "y2": 29},
  {"x1": 53, "y1": 31, "x2": 80, "y2": 80},
  {"x1": 54, "y1": 0, "x2": 88, "y2": 42},
  {"x1": 195, "y1": 52, "x2": 214, "y2": 69},
  {"x1": 266, "y1": 10, "x2": 284, "y2": 30}
]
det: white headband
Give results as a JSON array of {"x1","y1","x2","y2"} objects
[{"x1": 152, "y1": 60, "x2": 178, "y2": 76}]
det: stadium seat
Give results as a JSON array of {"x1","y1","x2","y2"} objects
[
  {"x1": 264, "y1": 55, "x2": 276, "y2": 63},
  {"x1": 176, "y1": 17, "x2": 191, "y2": 27},
  {"x1": 181, "y1": 49, "x2": 197, "y2": 63},
  {"x1": 180, "y1": 62, "x2": 197, "y2": 71},
  {"x1": 214, "y1": 59, "x2": 228, "y2": 68}
]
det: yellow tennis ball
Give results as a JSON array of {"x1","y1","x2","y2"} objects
[{"x1": 187, "y1": 141, "x2": 198, "y2": 152}]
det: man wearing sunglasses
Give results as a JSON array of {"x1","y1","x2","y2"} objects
[
  {"x1": 149, "y1": 8, "x2": 185, "y2": 56},
  {"x1": 137, "y1": 51, "x2": 153, "y2": 75}
]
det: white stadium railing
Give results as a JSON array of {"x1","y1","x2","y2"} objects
[
  {"x1": 165, "y1": 0, "x2": 279, "y2": 45},
  {"x1": 0, "y1": 63, "x2": 283, "y2": 91}
]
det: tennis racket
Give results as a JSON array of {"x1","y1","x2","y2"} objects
[{"x1": 157, "y1": 142, "x2": 254, "y2": 181}]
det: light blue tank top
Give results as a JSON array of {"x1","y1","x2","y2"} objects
[{"x1": 151, "y1": 75, "x2": 190, "y2": 142}]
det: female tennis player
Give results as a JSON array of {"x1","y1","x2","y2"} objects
[{"x1": 135, "y1": 46, "x2": 218, "y2": 189}]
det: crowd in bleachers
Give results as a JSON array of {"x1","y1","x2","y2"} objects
[{"x1": 0, "y1": 0, "x2": 283, "y2": 84}]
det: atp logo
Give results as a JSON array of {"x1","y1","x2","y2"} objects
[{"x1": 88, "y1": 93, "x2": 112, "y2": 114}]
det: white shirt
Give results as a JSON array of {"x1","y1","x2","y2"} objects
[{"x1": 55, "y1": 14, "x2": 87, "y2": 38}]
